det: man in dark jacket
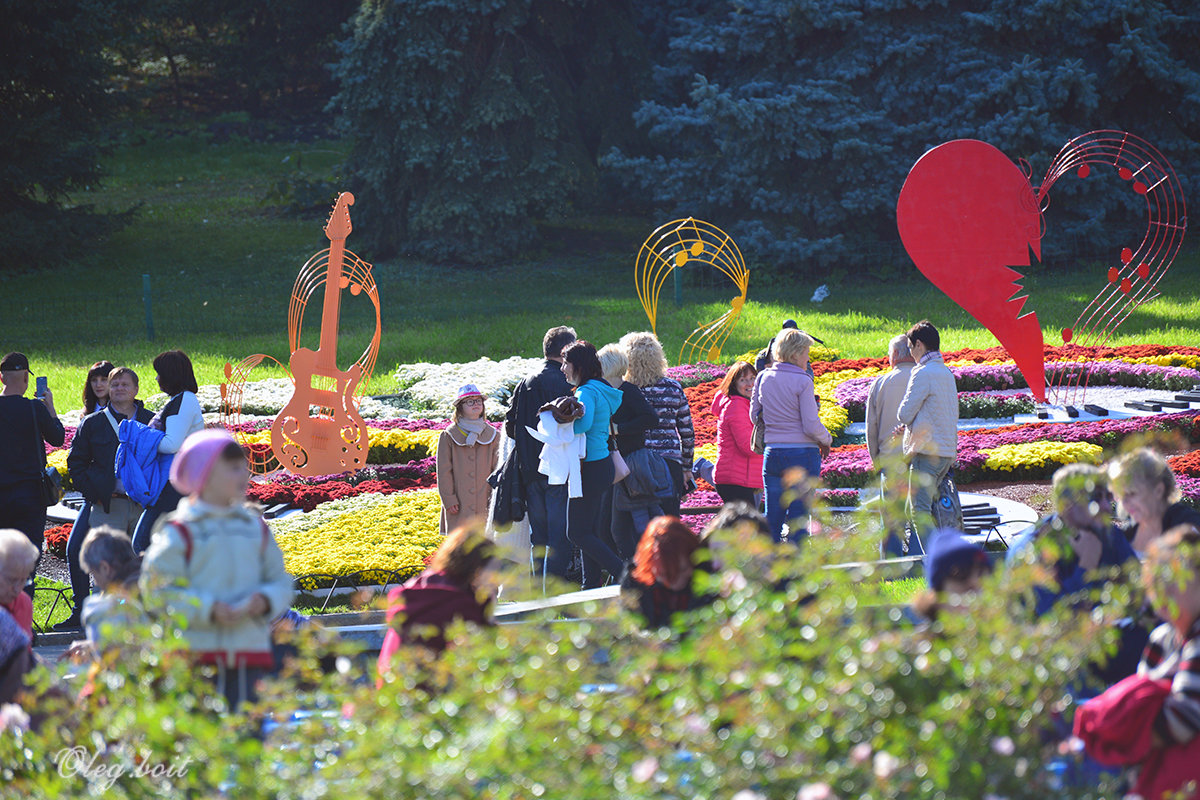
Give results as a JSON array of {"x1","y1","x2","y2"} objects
[
  {"x1": 505, "y1": 326, "x2": 575, "y2": 579},
  {"x1": 61, "y1": 367, "x2": 153, "y2": 628}
]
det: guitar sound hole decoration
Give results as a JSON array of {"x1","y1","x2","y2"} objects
[
  {"x1": 897, "y1": 131, "x2": 1185, "y2": 405},
  {"x1": 635, "y1": 218, "x2": 749, "y2": 365},
  {"x1": 221, "y1": 192, "x2": 381, "y2": 476}
]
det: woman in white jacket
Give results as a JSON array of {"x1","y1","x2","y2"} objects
[{"x1": 132, "y1": 350, "x2": 205, "y2": 553}]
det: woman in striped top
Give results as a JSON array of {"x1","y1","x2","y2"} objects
[
  {"x1": 1138, "y1": 523, "x2": 1200, "y2": 748},
  {"x1": 619, "y1": 332, "x2": 695, "y2": 516}
]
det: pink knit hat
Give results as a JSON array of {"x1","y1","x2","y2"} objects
[{"x1": 170, "y1": 428, "x2": 240, "y2": 496}]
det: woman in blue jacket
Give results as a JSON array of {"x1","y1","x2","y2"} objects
[{"x1": 561, "y1": 341, "x2": 625, "y2": 589}]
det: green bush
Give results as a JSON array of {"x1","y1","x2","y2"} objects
[{"x1": 1, "y1": 506, "x2": 1134, "y2": 798}]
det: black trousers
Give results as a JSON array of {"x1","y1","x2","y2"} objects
[
  {"x1": 567, "y1": 458, "x2": 624, "y2": 588},
  {"x1": 0, "y1": 479, "x2": 45, "y2": 598},
  {"x1": 715, "y1": 483, "x2": 758, "y2": 507}
]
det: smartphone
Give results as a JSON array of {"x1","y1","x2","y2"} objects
[{"x1": 35, "y1": 376, "x2": 47, "y2": 399}]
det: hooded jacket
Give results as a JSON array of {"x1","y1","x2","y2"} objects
[
  {"x1": 140, "y1": 498, "x2": 295, "y2": 667},
  {"x1": 573, "y1": 378, "x2": 624, "y2": 462},
  {"x1": 711, "y1": 392, "x2": 763, "y2": 489},
  {"x1": 376, "y1": 570, "x2": 493, "y2": 680},
  {"x1": 116, "y1": 418, "x2": 173, "y2": 506}
]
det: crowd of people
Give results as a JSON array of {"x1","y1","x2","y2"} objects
[{"x1": 0, "y1": 319, "x2": 1199, "y2": 794}]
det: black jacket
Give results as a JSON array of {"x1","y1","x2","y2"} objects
[
  {"x1": 67, "y1": 405, "x2": 154, "y2": 511},
  {"x1": 610, "y1": 382, "x2": 658, "y2": 456},
  {"x1": 0, "y1": 396, "x2": 65, "y2": 485},
  {"x1": 487, "y1": 446, "x2": 526, "y2": 526},
  {"x1": 504, "y1": 360, "x2": 573, "y2": 483}
]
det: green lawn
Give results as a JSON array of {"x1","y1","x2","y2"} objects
[
  {"x1": 32, "y1": 576, "x2": 74, "y2": 632},
  {"x1": 4, "y1": 130, "x2": 1200, "y2": 408}
]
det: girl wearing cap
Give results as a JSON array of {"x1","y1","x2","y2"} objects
[
  {"x1": 139, "y1": 429, "x2": 294, "y2": 709},
  {"x1": 436, "y1": 385, "x2": 500, "y2": 534},
  {"x1": 912, "y1": 528, "x2": 992, "y2": 622}
]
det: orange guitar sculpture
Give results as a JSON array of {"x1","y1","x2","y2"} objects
[{"x1": 271, "y1": 192, "x2": 372, "y2": 474}]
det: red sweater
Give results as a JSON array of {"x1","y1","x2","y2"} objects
[
  {"x1": 712, "y1": 393, "x2": 763, "y2": 489},
  {"x1": 2, "y1": 593, "x2": 32, "y2": 640}
]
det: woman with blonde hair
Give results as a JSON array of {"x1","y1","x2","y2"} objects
[
  {"x1": 1109, "y1": 447, "x2": 1200, "y2": 554},
  {"x1": 598, "y1": 344, "x2": 659, "y2": 559},
  {"x1": 619, "y1": 332, "x2": 695, "y2": 516},
  {"x1": 750, "y1": 328, "x2": 831, "y2": 542}
]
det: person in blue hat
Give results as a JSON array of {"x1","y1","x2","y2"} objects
[{"x1": 913, "y1": 528, "x2": 992, "y2": 621}]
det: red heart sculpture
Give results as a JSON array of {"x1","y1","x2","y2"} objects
[{"x1": 897, "y1": 131, "x2": 1187, "y2": 403}]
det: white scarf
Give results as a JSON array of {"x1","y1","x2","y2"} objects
[{"x1": 451, "y1": 417, "x2": 494, "y2": 447}]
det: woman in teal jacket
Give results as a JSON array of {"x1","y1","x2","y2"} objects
[{"x1": 561, "y1": 341, "x2": 625, "y2": 588}]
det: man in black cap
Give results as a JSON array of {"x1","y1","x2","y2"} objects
[
  {"x1": 756, "y1": 320, "x2": 823, "y2": 377},
  {"x1": 0, "y1": 352, "x2": 64, "y2": 594}
]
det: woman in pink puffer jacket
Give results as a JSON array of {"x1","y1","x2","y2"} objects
[{"x1": 711, "y1": 362, "x2": 764, "y2": 507}]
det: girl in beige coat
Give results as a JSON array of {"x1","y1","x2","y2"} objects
[{"x1": 437, "y1": 384, "x2": 500, "y2": 533}]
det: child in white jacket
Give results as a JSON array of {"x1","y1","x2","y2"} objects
[{"x1": 140, "y1": 429, "x2": 294, "y2": 709}]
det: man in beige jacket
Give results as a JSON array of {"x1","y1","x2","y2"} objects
[
  {"x1": 897, "y1": 320, "x2": 959, "y2": 551},
  {"x1": 865, "y1": 335, "x2": 915, "y2": 475}
]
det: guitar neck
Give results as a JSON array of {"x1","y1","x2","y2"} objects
[{"x1": 317, "y1": 239, "x2": 348, "y2": 365}]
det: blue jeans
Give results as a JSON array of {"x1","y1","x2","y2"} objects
[
  {"x1": 906, "y1": 453, "x2": 955, "y2": 540},
  {"x1": 762, "y1": 446, "x2": 821, "y2": 543},
  {"x1": 525, "y1": 475, "x2": 569, "y2": 579},
  {"x1": 66, "y1": 503, "x2": 92, "y2": 614}
]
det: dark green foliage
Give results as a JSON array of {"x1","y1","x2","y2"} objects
[
  {"x1": 109, "y1": 0, "x2": 357, "y2": 116},
  {"x1": 605, "y1": 0, "x2": 1200, "y2": 276},
  {"x1": 0, "y1": 0, "x2": 126, "y2": 268},
  {"x1": 331, "y1": 0, "x2": 648, "y2": 263}
]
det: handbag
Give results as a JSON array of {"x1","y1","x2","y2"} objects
[
  {"x1": 611, "y1": 449, "x2": 631, "y2": 484},
  {"x1": 751, "y1": 410, "x2": 766, "y2": 455},
  {"x1": 30, "y1": 399, "x2": 62, "y2": 507}
]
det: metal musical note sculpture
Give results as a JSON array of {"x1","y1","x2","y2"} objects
[
  {"x1": 221, "y1": 192, "x2": 381, "y2": 475},
  {"x1": 897, "y1": 130, "x2": 1185, "y2": 405},
  {"x1": 635, "y1": 218, "x2": 750, "y2": 364}
]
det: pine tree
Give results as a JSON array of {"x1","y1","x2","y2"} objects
[
  {"x1": 606, "y1": 0, "x2": 1200, "y2": 276},
  {"x1": 0, "y1": 0, "x2": 127, "y2": 269},
  {"x1": 331, "y1": 0, "x2": 648, "y2": 263}
]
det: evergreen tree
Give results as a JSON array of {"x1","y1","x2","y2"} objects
[
  {"x1": 0, "y1": 0, "x2": 127, "y2": 269},
  {"x1": 606, "y1": 0, "x2": 1200, "y2": 276},
  {"x1": 331, "y1": 0, "x2": 648, "y2": 263}
]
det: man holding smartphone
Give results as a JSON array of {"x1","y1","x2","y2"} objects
[{"x1": 0, "y1": 352, "x2": 65, "y2": 595}]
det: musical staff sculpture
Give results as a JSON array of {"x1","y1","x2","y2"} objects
[
  {"x1": 635, "y1": 218, "x2": 750, "y2": 364},
  {"x1": 898, "y1": 130, "x2": 1185, "y2": 405},
  {"x1": 221, "y1": 192, "x2": 382, "y2": 475}
]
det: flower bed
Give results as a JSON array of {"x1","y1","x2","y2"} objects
[
  {"x1": 270, "y1": 489, "x2": 443, "y2": 584},
  {"x1": 979, "y1": 441, "x2": 1104, "y2": 478},
  {"x1": 394, "y1": 356, "x2": 543, "y2": 418},
  {"x1": 237, "y1": 427, "x2": 442, "y2": 466},
  {"x1": 667, "y1": 362, "x2": 728, "y2": 388},
  {"x1": 820, "y1": 411, "x2": 1200, "y2": 488},
  {"x1": 44, "y1": 523, "x2": 71, "y2": 560}
]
